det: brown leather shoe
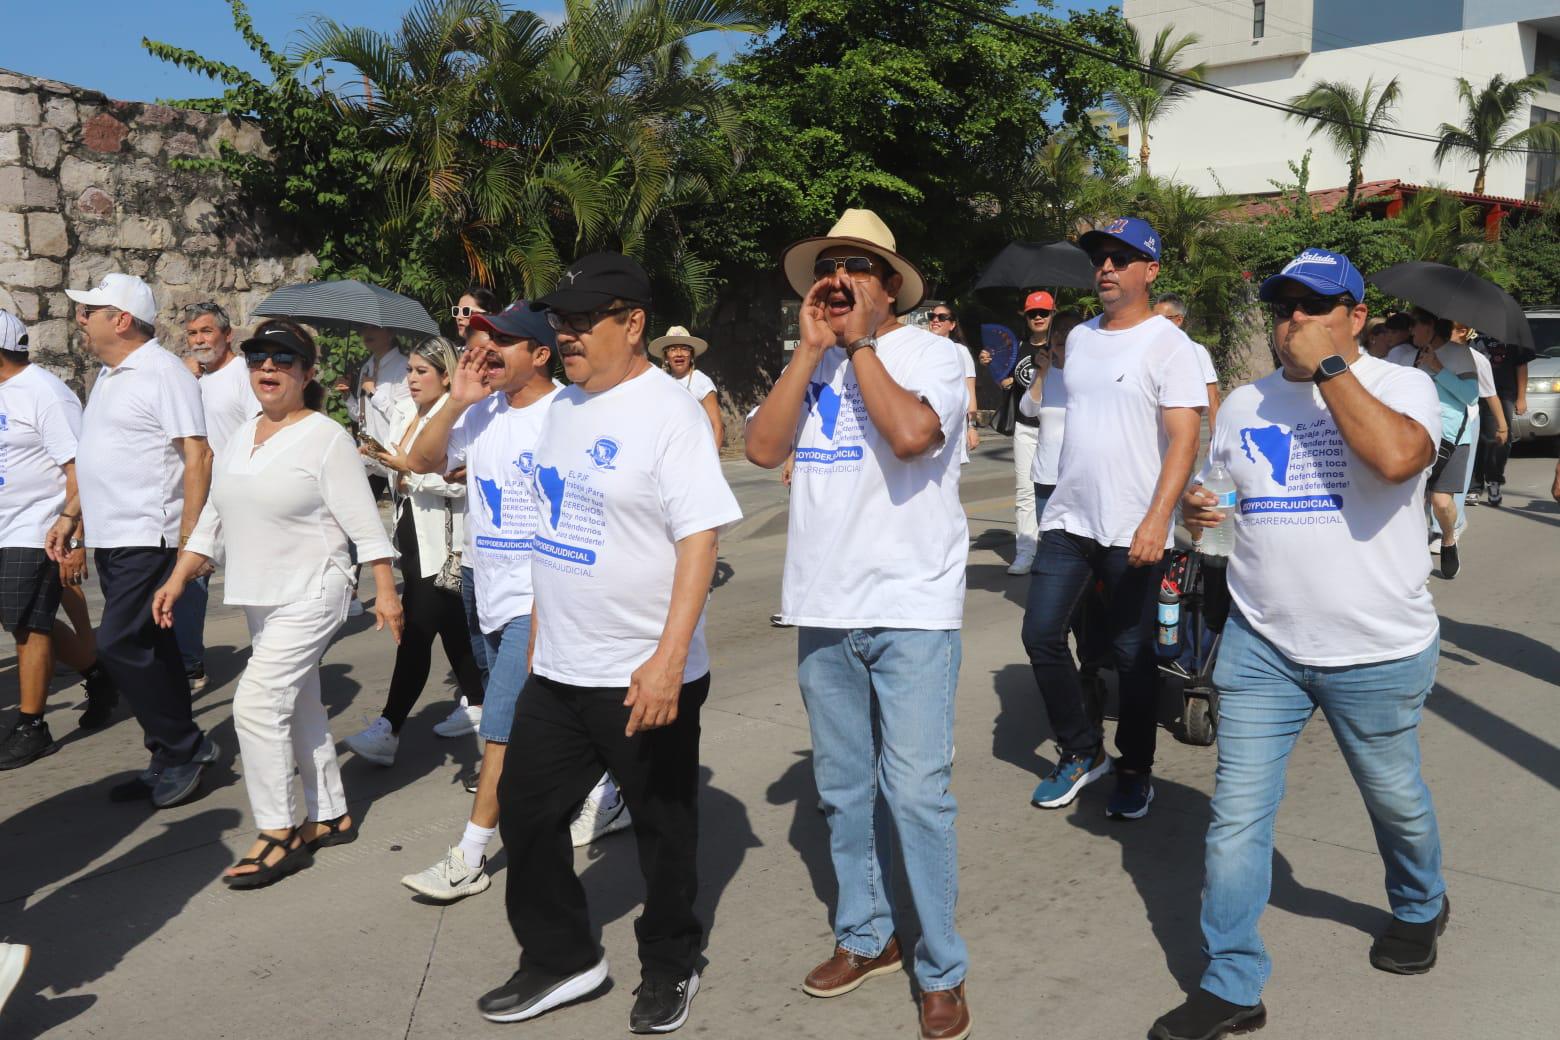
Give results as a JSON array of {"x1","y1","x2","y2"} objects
[
  {"x1": 919, "y1": 982, "x2": 972, "y2": 1040},
  {"x1": 801, "y1": 936, "x2": 903, "y2": 997}
]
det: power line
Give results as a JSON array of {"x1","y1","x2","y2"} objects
[{"x1": 926, "y1": 0, "x2": 1560, "y2": 160}]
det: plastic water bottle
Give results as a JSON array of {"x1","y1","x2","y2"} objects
[
  {"x1": 1156, "y1": 580, "x2": 1182, "y2": 657},
  {"x1": 1198, "y1": 463, "x2": 1237, "y2": 559}
]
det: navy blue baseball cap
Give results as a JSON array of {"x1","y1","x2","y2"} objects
[
  {"x1": 1258, "y1": 249, "x2": 1365, "y2": 303},
  {"x1": 1078, "y1": 217, "x2": 1161, "y2": 262},
  {"x1": 469, "y1": 301, "x2": 558, "y2": 349}
]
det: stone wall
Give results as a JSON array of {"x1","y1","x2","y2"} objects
[{"x1": 0, "y1": 68, "x2": 314, "y2": 389}]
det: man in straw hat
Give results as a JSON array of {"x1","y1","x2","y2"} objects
[
  {"x1": 651, "y1": 326, "x2": 723, "y2": 447},
  {"x1": 746, "y1": 209, "x2": 973, "y2": 1040}
]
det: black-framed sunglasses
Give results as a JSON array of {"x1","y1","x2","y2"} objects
[
  {"x1": 244, "y1": 349, "x2": 301, "y2": 370},
  {"x1": 813, "y1": 256, "x2": 878, "y2": 278},
  {"x1": 450, "y1": 305, "x2": 486, "y2": 318},
  {"x1": 927, "y1": 311, "x2": 954, "y2": 322},
  {"x1": 1089, "y1": 250, "x2": 1149, "y2": 270},
  {"x1": 1269, "y1": 294, "x2": 1354, "y2": 321},
  {"x1": 545, "y1": 304, "x2": 632, "y2": 335},
  {"x1": 1025, "y1": 308, "x2": 1053, "y2": 320}
]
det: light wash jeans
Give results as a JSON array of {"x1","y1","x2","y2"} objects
[
  {"x1": 797, "y1": 627, "x2": 968, "y2": 992},
  {"x1": 1200, "y1": 609, "x2": 1445, "y2": 1006},
  {"x1": 476, "y1": 612, "x2": 532, "y2": 744}
]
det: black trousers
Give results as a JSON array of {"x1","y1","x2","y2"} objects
[
  {"x1": 1473, "y1": 396, "x2": 1517, "y2": 487},
  {"x1": 382, "y1": 507, "x2": 485, "y2": 731},
  {"x1": 95, "y1": 547, "x2": 202, "y2": 768},
  {"x1": 499, "y1": 671, "x2": 709, "y2": 981}
]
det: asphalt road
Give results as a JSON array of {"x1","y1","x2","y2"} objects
[{"x1": 1, "y1": 440, "x2": 1556, "y2": 1040}]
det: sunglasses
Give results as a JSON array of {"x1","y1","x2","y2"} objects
[
  {"x1": 1089, "y1": 250, "x2": 1149, "y2": 270},
  {"x1": 1269, "y1": 294, "x2": 1354, "y2": 321},
  {"x1": 244, "y1": 349, "x2": 301, "y2": 370},
  {"x1": 813, "y1": 256, "x2": 879, "y2": 278},
  {"x1": 927, "y1": 312, "x2": 954, "y2": 322},
  {"x1": 545, "y1": 305, "x2": 632, "y2": 335},
  {"x1": 1025, "y1": 309, "x2": 1053, "y2": 320},
  {"x1": 451, "y1": 305, "x2": 487, "y2": 319}
]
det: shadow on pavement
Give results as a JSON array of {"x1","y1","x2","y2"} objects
[
  {"x1": 1425, "y1": 680, "x2": 1559, "y2": 791},
  {"x1": 767, "y1": 750, "x2": 834, "y2": 920},
  {"x1": 1437, "y1": 619, "x2": 1560, "y2": 695}
]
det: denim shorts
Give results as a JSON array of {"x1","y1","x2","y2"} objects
[{"x1": 477, "y1": 612, "x2": 532, "y2": 743}]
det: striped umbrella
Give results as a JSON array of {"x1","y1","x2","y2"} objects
[{"x1": 249, "y1": 280, "x2": 441, "y2": 340}]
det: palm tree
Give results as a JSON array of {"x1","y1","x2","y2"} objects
[
  {"x1": 1286, "y1": 76, "x2": 1402, "y2": 209},
  {"x1": 1433, "y1": 74, "x2": 1560, "y2": 196},
  {"x1": 295, "y1": 0, "x2": 759, "y2": 310},
  {"x1": 1107, "y1": 23, "x2": 1207, "y2": 174}
]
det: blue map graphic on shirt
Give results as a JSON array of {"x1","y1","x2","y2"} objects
[
  {"x1": 476, "y1": 476, "x2": 503, "y2": 527},
  {"x1": 535, "y1": 466, "x2": 567, "y2": 529},
  {"x1": 1239, "y1": 425, "x2": 1292, "y2": 486},
  {"x1": 805, "y1": 382, "x2": 842, "y2": 440}
]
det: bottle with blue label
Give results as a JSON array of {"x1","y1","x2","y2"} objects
[
  {"x1": 1157, "y1": 580, "x2": 1181, "y2": 656},
  {"x1": 1199, "y1": 462, "x2": 1237, "y2": 559}
]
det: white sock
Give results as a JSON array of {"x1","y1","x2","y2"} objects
[
  {"x1": 458, "y1": 822, "x2": 496, "y2": 868},
  {"x1": 589, "y1": 772, "x2": 620, "y2": 810}
]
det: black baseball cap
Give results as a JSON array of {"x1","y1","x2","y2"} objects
[
  {"x1": 530, "y1": 252, "x2": 653, "y2": 314},
  {"x1": 469, "y1": 301, "x2": 558, "y2": 349},
  {"x1": 239, "y1": 324, "x2": 317, "y2": 365}
]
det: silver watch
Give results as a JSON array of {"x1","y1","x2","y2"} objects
[{"x1": 846, "y1": 335, "x2": 877, "y2": 360}]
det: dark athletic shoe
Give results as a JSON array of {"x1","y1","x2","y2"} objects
[
  {"x1": 78, "y1": 671, "x2": 119, "y2": 730},
  {"x1": 150, "y1": 757, "x2": 208, "y2": 809},
  {"x1": 1440, "y1": 544, "x2": 1460, "y2": 580},
  {"x1": 1149, "y1": 989, "x2": 1267, "y2": 1040},
  {"x1": 629, "y1": 972, "x2": 700, "y2": 1034},
  {"x1": 1370, "y1": 896, "x2": 1450, "y2": 974},
  {"x1": 478, "y1": 958, "x2": 609, "y2": 1023},
  {"x1": 0, "y1": 721, "x2": 58, "y2": 770},
  {"x1": 110, "y1": 767, "x2": 160, "y2": 802}
]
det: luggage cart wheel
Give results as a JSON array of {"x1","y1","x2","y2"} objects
[{"x1": 1183, "y1": 691, "x2": 1216, "y2": 747}]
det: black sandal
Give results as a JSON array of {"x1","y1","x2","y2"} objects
[
  {"x1": 305, "y1": 813, "x2": 356, "y2": 852},
  {"x1": 222, "y1": 828, "x2": 313, "y2": 890}
]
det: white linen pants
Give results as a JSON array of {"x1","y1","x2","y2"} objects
[
  {"x1": 1012, "y1": 421, "x2": 1040, "y2": 559},
  {"x1": 234, "y1": 570, "x2": 353, "y2": 829}
]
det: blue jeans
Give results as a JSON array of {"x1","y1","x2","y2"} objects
[
  {"x1": 171, "y1": 573, "x2": 209, "y2": 674},
  {"x1": 478, "y1": 613, "x2": 531, "y2": 744},
  {"x1": 1021, "y1": 529, "x2": 1163, "y2": 772},
  {"x1": 797, "y1": 627, "x2": 968, "y2": 992},
  {"x1": 1200, "y1": 610, "x2": 1444, "y2": 1006},
  {"x1": 459, "y1": 566, "x2": 488, "y2": 702}
]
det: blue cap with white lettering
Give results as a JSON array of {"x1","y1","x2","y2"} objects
[
  {"x1": 1259, "y1": 248, "x2": 1365, "y2": 303},
  {"x1": 1078, "y1": 217, "x2": 1161, "y2": 262}
]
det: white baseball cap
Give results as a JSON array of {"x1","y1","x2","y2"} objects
[
  {"x1": 0, "y1": 311, "x2": 27, "y2": 352},
  {"x1": 65, "y1": 273, "x2": 157, "y2": 325}
]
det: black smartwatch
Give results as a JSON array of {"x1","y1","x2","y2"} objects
[{"x1": 1312, "y1": 354, "x2": 1349, "y2": 384}]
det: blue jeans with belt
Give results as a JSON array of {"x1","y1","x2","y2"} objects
[
  {"x1": 798, "y1": 626, "x2": 968, "y2": 992},
  {"x1": 1199, "y1": 609, "x2": 1444, "y2": 1006}
]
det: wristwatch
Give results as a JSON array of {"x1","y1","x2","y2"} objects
[
  {"x1": 67, "y1": 537, "x2": 83, "y2": 551},
  {"x1": 845, "y1": 335, "x2": 877, "y2": 360},
  {"x1": 1312, "y1": 354, "x2": 1349, "y2": 384}
]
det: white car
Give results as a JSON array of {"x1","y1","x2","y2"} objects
[{"x1": 1514, "y1": 310, "x2": 1560, "y2": 444}]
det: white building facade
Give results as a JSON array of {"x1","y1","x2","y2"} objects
[{"x1": 1122, "y1": 1, "x2": 1560, "y2": 200}]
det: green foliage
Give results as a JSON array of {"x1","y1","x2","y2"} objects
[
  {"x1": 1497, "y1": 202, "x2": 1560, "y2": 308},
  {"x1": 1433, "y1": 74, "x2": 1560, "y2": 196},
  {"x1": 1286, "y1": 76, "x2": 1402, "y2": 209},
  {"x1": 1106, "y1": 22, "x2": 1206, "y2": 174}
]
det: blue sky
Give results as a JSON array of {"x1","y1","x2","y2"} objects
[{"x1": 0, "y1": 1, "x2": 1113, "y2": 104}]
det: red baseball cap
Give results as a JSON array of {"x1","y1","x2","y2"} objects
[{"x1": 1023, "y1": 291, "x2": 1055, "y2": 312}]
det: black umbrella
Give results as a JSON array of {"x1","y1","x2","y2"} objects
[
  {"x1": 974, "y1": 241, "x2": 1096, "y2": 292},
  {"x1": 250, "y1": 280, "x2": 441, "y2": 340},
  {"x1": 1366, "y1": 262, "x2": 1533, "y2": 349}
]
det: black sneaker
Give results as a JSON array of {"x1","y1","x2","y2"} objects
[
  {"x1": 630, "y1": 972, "x2": 700, "y2": 1034},
  {"x1": 187, "y1": 667, "x2": 208, "y2": 696},
  {"x1": 110, "y1": 767, "x2": 160, "y2": 802},
  {"x1": 1370, "y1": 896, "x2": 1450, "y2": 974},
  {"x1": 1486, "y1": 481, "x2": 1503, "y2": 507},
  {"x1": 477, "y1": 958, "x2": 609, "y2": 1023},
  {"x1": 78, "y1": 670, "x2": 119, "y2": 730},
  {"x1": 1440, "y1": 544, "x2": 1460, "y2": 580},
  {"x1": 1149, "y1": 989, "x2": 1266, "y2": 1040},
  {"x1": 461, "y1": 769, "x2": 481, "y2": 794},
  {"x1": 0, "y1": 720, "x2": 58, "y2": 770}
]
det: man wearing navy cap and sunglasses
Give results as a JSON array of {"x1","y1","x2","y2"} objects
[{"x1": 1150, "y1": 249, "x2": 1446, "y2": 1040}]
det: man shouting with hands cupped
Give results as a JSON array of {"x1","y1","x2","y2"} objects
[{"x1": 746, "y1": 209, "x2": 974, "y2": 1040}]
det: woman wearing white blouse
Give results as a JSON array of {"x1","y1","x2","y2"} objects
[
  {"x1": 343, "y1": 338, "x2": 484, "y2": 765},
  {"x1": 153, "y1": 319, "x2": 404, "y2": 889}
]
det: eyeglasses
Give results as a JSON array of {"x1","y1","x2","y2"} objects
[
  {"x1": 545, "y1": 305, "x2": 632, "y2": 335},
  {"x1": 813, "y1": 256, "x2": 879, "y2": 279},
  {"x1": 927, "y1": 312, "x2": 954, "y2": 322},
  {"x1": 244, "y1": 349, "x2": 301, "y2": 370},
  {"x1": 1268, "y1": 294, "x2": 1353, "y2": 321},
  {"x1": 1025, "y1": 309, "x2": 1053, "y2": 320},
  {"x1": 78, "y1": 304, "x2": 112, "y2": 318},
  {"x1": 451, "y1": 305, "x2": 487, "y2": 319},
  {"x1": 1089, "y1": 250, "x2": 1149, "y2": 270}
]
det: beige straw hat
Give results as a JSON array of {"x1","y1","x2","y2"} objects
[
  {"x1": 781, "y1": 208, "x2": 927, "y2": 316},
  {"x1": 649, "y1": 325, "x2": 709, "y2": 359}
]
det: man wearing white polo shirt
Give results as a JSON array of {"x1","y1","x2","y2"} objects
[{"x1": 59, "y1": 274, "x2": 216, "y2": 808}]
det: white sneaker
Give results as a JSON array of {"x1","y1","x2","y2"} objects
[
  {"x1": 343, "y1": 716, "x2": 398, "y2": 766},
  {"x1": 1007, "y1": 554, "x2": 1035, "y2": 575},
  {"x1": 347, "y1": 598, "x2": 365, "y2": 617},
  {"x1": 401, "y1": 846, "x2": 491, "y2": 902},
  {"x1": 432, "y1": 697, "x2": 482, "y2": 738},
  {"x1": 0, "y1": 943, "x2": 28, "y2": 1016},
  {"x1": 569, "y1": 795, "x2": 631, "y2": 847}
]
